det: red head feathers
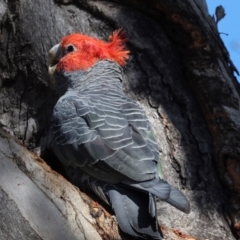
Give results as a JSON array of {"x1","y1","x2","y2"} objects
[{"x1": 55, "y1": 29, "x2": 129, "y2": 72}]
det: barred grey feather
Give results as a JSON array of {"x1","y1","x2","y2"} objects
[{"x1": 51, "y1": 60, "x2": 190, "y2": 239}]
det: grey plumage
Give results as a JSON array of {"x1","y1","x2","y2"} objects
[{"x1": 51, "y1": 60, "x2": 190, "y2": 239}]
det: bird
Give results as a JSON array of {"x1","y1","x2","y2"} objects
[{"x1": 48, "y1": 29, "x2": 190, "y2": 239}]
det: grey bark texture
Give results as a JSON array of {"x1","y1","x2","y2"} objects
[
  {"x1": 0, "y1": 128, "x2": 104, "y2": 240},
  {"x1": 0, "y1": 0, "x2": 239, "y2": 239}
]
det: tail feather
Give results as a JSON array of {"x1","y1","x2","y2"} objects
[
  {"x1": 66, "y1": 167, "x2": 163, "y2": 239},
  {"x1": 148, "y1": 192, "x2": 157, "y2": 218},
  {"x1": 124, "y1": 178, "x2": 190, "y2": 214},
  {"x1": 66, "y1": 167, "x2": 189, "y2": 238},
  {"x1": 107, "y1": 186, "x2": 163, "y2": 239}
]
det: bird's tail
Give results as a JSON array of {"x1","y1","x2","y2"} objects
[
  {"x1": 106, "y1": 185, "x2": 163, "y2": 239},
  {"x1": 125, "y1": 178, "x2": 190, "y2": 214},
  {"x1": 66, "y1": 167, "x2": 163, "y2": 239}
]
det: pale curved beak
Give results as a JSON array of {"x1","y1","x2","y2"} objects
[
  {"x1": 48, "y1": 43, "x2": 62, "y2": 77},
  {"x1": 48, "y1": 43, "x2": 62, "y2": 66}
]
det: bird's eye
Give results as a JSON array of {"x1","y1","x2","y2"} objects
[{"x1": 66, "y1": 45, "x2": 75, "y2": 53}]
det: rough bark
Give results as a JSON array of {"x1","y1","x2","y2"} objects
[
  {"x1": 0, "y1": 0, "x2": 239, "y2": 239},
  {"x1": 0, "y1": 128, "x2": 105, "y2": 240}
]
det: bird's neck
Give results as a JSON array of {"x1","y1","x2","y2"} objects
[{"x1": 55, "y1": 61, "x2": 124, "y2": 96}]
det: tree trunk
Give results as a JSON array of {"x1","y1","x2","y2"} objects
[{"x1": 0, "y1": 0, "x2": 239, "y2": 239}]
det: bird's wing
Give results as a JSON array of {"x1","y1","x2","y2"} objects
[
  {"x1": 52, "y1": 90, "x2": 190, "y2": 213},
  {"x1": 51, "y1": 90, "x2": 159, "y2": 183}
]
